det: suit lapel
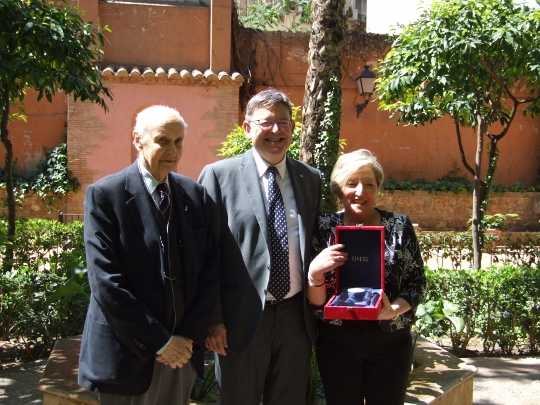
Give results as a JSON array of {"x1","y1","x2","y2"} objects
[
  {"x1": 124, "y1": 162, "x2": 162, "y2": 252},
  {"x1": 168, "y1": 176, "x2": 193, "y2": 300},
  {"x1": 241, "y1": 151, "x2": 268, "y2": 244},
  {"x1": 287, "y1": 158, "x2": 307, "y2": 263}
]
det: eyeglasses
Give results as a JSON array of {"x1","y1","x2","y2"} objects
[{"x1": 249, "y1": 119, "x2": 292, "y2": 130}]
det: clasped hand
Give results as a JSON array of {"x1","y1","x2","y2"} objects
[{"x1": 157, "y1": 335, "x2": 193, "y2": 368}]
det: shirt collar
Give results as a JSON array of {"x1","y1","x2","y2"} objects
[
  {"x1": 137, "y1": 157, "x2": 168, "y2": 195},
  {"x1": 251, "y1": 148, "x2": 287, "y2": 179}
]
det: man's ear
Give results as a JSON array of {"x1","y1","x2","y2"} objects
[
  {"x1": 133, "y1": 131, "x2": 142, "y2": 151},
  {"x1": 242, "y1": 120, "x2": 251, "y2": 137}
]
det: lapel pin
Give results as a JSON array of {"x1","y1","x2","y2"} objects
[{"x1": 184, "y1": 205, "x2": 189, "y2": 213}]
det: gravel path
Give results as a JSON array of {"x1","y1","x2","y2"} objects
[
  {"x1": 0, "y1": 359, "x2": 46, "y2": 405},
  {"x1": 1, "y1": 357, "x2": 539, "y2": 404},
  {"x1": 465, "y1": 356, "x2": 540, "y2": 405}
]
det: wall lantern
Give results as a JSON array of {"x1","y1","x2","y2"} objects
[{"x1": 355, "y1": 65, "x2": 376, "y2": 117}]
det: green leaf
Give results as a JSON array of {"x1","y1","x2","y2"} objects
[
  {"x1": 442, "y1": 300, "x2": 460, "y2": 316},
  {"x1": 448, "y1": 315, "x2": 465, "y2": 332}
]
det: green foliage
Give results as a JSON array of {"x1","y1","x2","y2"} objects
[
  {"x1": 416, "y1": 299, "x2": 465, "y2": 340},
  {"x1": 0, "y1": 218, "x2": 88, "y2": 355},
  {"x1": 474, "y1": 213, "x2": 520, "y2": 231},
  {"x1": 0, "y1": 0, "x2": 111, "y2": 106},
  {"x1": 0, "y1": 0, "x2": 110, "y2": 272},
  {"x1": 240, "y1": 1, "x2": 282, "y2": 30},
  {"x1": 0, "y1": 143, "x2": 78, "y2": 198},
  {"x1": 417, "y1": 231, "x2": 539, "y2": 269},
  {"x1": 218, "y1": 105, "x2": 304, "y2": 159},
  {"x1": 314, "y1": 74, "x2": 342, "y2": 212},
  {"x1": 384, "y1": 176, "x2": 472, "y2": 192},
  {"x1": 418, "y1": 231, "x2": 475, "y2": 269},
  {"x1": 384, "y1": 177, "x2": 540, "y2": 192},
  {"x1": 377, "y1": 0, "x2": 540, "y2": 269},
  {"x1": 30, "y1": 143, "x2": 78, "y2": 197},
  {"x1": 191, "y1": 353, "x2": 218, "y2": 401},
  {"x1": 239, "y1": 0, "x2": 312, "y2": 31},
  {"x1": 419, "y1": 266, "x2": 540, "y2": 354},
  {"x1": 377, "y1": 0, "x2": 540, "y2": 125}
]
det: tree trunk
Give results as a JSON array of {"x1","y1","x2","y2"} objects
[
  {"x1": 1, "y1": 98, "x2": 15, "y2": 273},
  {"x1": 482, "y1": 137, "x2": 499, "y2": 217},
  {"x1": 472, "y1": 116, "x2": 487, "y2": 270},
  {"x1": 300, "y1": 0, "x2": 345, "y2": 211}
]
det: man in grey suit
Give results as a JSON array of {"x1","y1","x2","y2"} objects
[{"x1": 199, "y1": 89, "x2": 321, "y2": 405}]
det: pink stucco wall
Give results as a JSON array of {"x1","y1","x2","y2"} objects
[
  {"x1": 67, "y1": 81, "x2": 240, "y2": 212},
  {"x1": 252, "y1": 31, "x2": 540, "y2": 185},
  {"x1": 1, "y1": 90, "x2": 66, "y2": 176}
]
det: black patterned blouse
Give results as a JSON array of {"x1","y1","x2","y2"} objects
[{"x1": 313, "y1": 209, "x2": 426, "y2": 331}]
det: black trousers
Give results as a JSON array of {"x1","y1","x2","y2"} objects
[
  {"x1": 216, "y1": 293, "x2": 312, "y2": 405},
  {"x1": 316, "y1": 321, "x2": 413, "y2": 405}
]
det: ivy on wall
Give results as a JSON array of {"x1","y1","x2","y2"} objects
[
  {"x1": 239, "y1": 0, "x2": 312, "y2": 31},
  {"x1": 218, "y1": 105, "x2": 303, "y2": 160},
  {"x1": 0, "y1": 143, "x2": 78, "y2": 200},
  {"x1": 383, "y1": 177, "x2": 539, "y2": 193}
]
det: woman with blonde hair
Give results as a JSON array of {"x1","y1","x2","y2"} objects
[{"x1": 308, "y1": 149, "x2": 425, "y2": 405}]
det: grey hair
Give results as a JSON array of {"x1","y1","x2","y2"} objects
[
  {"x1": 330, "y1": 149, "x2": 384, "y2": 198},
  {"x1": 133, "y1": 105, "x2": 187, "y2": 137},
  {"x1": 245, "y1": 88, "x2": 293, "y2": 119}
]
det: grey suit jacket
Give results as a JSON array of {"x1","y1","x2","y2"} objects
[{"x1": 199, "y1": 149, "x2": 321, "y2": 350}]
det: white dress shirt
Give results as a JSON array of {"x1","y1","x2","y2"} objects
[{"x1": 251, "y1": 149, "x2": 303, "y2": 300}]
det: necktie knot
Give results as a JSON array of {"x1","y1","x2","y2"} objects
[
  {"x1": 266, "y1": 166, "x2": 279, "y2": 180},
  {"x1": 156, "y1": 183, "x2": 170, "y2": 218}
]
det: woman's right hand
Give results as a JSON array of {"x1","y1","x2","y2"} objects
[{"x1": 308, "y1": 244, "x2": 347, "y2": 286}]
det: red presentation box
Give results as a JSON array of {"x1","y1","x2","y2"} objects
[{"x1": 323, "y1": 225, "x2": 385, "y2": 321}]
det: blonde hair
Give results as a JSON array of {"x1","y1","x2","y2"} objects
[
  {"x1": 330, "y1": 149, "x2": 384, "y2": 199},
  {"x1": 133, "y1": 105, "x2": 187, "y2": 137}
]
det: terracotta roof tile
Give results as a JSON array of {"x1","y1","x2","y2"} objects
[{"x1": 101, "y1": 66, "x2": 244, "y2": 87}]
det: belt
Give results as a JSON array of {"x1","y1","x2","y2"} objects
[{"x1": 265, "y1": 292, "x2": 302, "y2": 308}]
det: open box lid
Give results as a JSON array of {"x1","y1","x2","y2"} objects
[{"x1": 334, "y1": 225, "x2": 385, "y2": 291}]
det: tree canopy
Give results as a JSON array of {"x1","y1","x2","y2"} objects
[
  {"x1": 376, "y1": 0, "x2": 540, "y2": 269},
  {"x1": 0, "y1": 0, "x2": 110, "y2": 106},
  {"x1": 0, "y1": 0, "x2": 111, "y2": 272},
  {"x1": 377, "y1": 0, "x2": 540, "y2": 127}
]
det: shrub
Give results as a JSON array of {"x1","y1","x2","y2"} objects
[
  {"x1": 218, "y1": 106, "x2": 303, "y2": 160},
  {"x1": 0, "y1": 218, "x2": 88, "y2": 356},
  {"x1": 0, "y1": 143, "x2": 78, "y2": 199},
  {"x1": 418, "y1": 266, "x2": 540, "y2": 354},
  {"x1": 417, "y1": 231, "x2": 539, "y2": 269}
]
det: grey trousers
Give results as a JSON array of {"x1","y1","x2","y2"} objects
[
  {"x1": 100, "y1": 362, "x2": 196, "y2": 405},
  {"x1": 216, "y1": 294, "x2": 312, "y2": 405}
]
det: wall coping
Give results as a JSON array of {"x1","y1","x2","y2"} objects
[{"x1": 101, "y1": 66, "x2": 244, "y2": 87}]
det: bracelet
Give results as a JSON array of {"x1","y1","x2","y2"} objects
[
  {"x1": 308, "y1": 277, "x2": 325, "y2": 287},
  {"x1": 310, "y1": 281, "x2": 325, "y2": 287}
]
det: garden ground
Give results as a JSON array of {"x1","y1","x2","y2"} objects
[{"x1": 1, "y1": 350, "x2": 539, "y2": 405}]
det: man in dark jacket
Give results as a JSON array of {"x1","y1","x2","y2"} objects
[{"x1": 78, "y1": 105, "x2": 219, "y2": 404}]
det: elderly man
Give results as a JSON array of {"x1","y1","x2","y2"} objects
[
  {"x1": 78, "y1": 105, "x2": 219, "y2": 404},
  {"x1": 199, "y1": 89, "x2": 321, "y2": 405}
]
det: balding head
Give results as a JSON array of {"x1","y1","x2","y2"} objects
[
  {"x1": 133, "y1": 105, "x2": 186, "y2": 181},
  {"x1": 134, "y1": 105, "x2": 187, "y2": 138}
]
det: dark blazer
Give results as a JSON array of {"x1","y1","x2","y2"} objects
[
  {"x1": 78, "y1": 162, "x2": 219, "y2": 395},
  {"x1": 198, "y1": 150, "x2": 321, "y2": 350}
]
